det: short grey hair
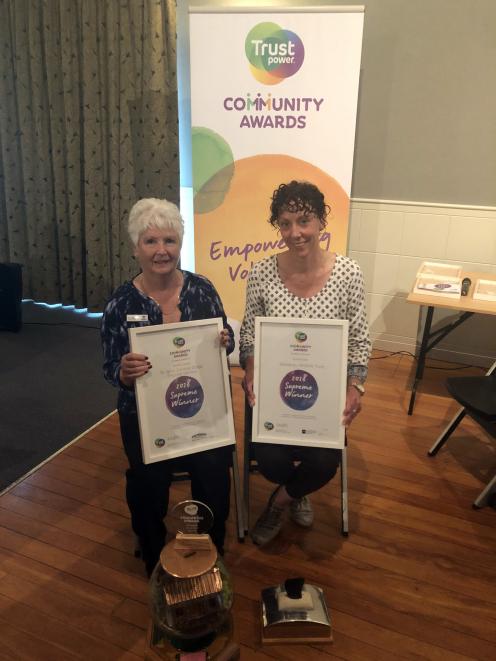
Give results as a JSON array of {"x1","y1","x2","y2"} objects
[{"x1": 128, "y1": 198, "x2": 184, "y2": 247}]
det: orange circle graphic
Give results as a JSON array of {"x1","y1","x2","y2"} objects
[{"x1": 194, "y1": 154, "x2": 350, "y2": 323}]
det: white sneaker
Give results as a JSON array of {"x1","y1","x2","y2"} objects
[{"x1": 290, "y1": 496, "x2": 314, "y2": 527}]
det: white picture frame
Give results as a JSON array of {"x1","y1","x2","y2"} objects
[
  {"x1": 416, "y1": 261, "x2": 462, "y2": 279},
  {"x1": 473, "y1": 278, "x2": 496, "y2": 302},
  {"x1": 129, "y1": 318, "x2": 234, "y2": 464},
  {"x1": 252, "y1": 317, "x2": 349, "y2": 449},
  {"x1": 413, "y1": 262, "x2": 462, "y2": 296}
]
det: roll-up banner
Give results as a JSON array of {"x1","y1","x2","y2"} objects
[{"x1": 189, "y1": 5, "x2": 364, "y2": 354}]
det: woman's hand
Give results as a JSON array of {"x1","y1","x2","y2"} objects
[
  {"x1": 241, "y1": 356, "x2": 256, "y2": 407},
  {"x1": 342, "y1": 385, "x2": 362, "y2": 427},
  {"x1": 119, "y1": 352, "x2": 150, "y2": 387},
  {"x1": 219, "y1": 329, "x2": 230, "y2": 348}
]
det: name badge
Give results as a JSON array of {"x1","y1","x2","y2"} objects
[{"x1": 127, "y1": 314, "x2": 148, "y2": 322}]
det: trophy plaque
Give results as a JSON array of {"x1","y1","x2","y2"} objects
[{"x1": 163, "y1": 501, "x2": 217, "y2": 579}]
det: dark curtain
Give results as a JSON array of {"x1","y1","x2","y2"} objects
[{"x1": 0, "y1": 0, "x2": 179, "y2": 309}]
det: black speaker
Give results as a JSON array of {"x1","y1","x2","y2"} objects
[{"x1": 0, "y1": 263, "x2": 22, "y2": 332}]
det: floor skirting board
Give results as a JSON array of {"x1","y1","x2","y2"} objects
[{"x1": 371, "y1": 337, "x2": 494, "y2": 369}]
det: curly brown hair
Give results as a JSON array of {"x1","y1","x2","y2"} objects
[{"x1": 269, "y1": 180, "x2": 330, "y2": 228}]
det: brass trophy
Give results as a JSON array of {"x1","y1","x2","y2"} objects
[
  {"x1": 146, "y1": 501, "x2": 239, "y2": 660},
  {"x1": 261, "y1": 577, "x2": 332, "y2": 644}
]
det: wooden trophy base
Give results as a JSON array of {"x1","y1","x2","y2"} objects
[{"x1": 261, "y1": 622, "x2": 333, "y2": 645}]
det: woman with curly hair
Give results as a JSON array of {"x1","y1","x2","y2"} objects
[{"x1": 239, "y1": 180, "x2": 370, "y2": 546}]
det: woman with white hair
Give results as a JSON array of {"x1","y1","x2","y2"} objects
[{"x1": 101, "y1": 198, "x2": 234, "y2": 576}]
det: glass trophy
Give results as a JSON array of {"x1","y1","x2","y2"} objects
[{"x1": 147, "y1": 500, "x2": 236, "y2": 658}]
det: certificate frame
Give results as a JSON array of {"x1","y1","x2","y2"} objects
[
  {"x1": 129, "y1": 318, "x2": 234, "y2": 464},
  {"x1": 253, "y1": 317, "x2": 349, "y2": 449}
]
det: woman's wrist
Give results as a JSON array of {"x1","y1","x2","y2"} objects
[
  {"x1": 347, "y1": 373, "x2": 366, "y2": 396},
  {"x1": 239, "y1": 349, "x2": 254, "y2": 371},
  {"x1": 119, "y1": 370, "x2": 134, "y2": 390},
  {"x1": 348, "y1": 379, "x2": 365, "y2": 396}
]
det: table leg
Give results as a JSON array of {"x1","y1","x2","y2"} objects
[{"x1": 408, "y1": 305, "x2": 434, "y2": 415}]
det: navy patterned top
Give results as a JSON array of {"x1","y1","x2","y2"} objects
[{"x1": 101, "y1": 270, "x2": 235, "y2": 414}]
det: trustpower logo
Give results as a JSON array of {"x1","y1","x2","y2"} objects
[
  {"x1": 173, "y1": 336, "x2": 185, "y2": 347},
  {"x1": 245, "y1": 22, "x2": 304, "y2": 85}
]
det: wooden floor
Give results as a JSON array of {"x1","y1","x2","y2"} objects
[{"x1": 1, "y1": 352, "x2": 495, "y2": 660}]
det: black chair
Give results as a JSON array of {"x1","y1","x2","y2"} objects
[
  {"x1": 428, "y1": 360, "x2": 496, "y2": 508},
  {"x1": 243, "y1": 399, "x2": 349, "y2": 537}
]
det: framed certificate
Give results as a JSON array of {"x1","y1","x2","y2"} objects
[
  {"x1": 129, "y1": 318, "x2": 235, "y2": 463},
  {"x1": 253, "y1": 317, "x2": 349, "y2": 449}
]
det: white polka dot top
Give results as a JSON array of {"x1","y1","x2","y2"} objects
[{"x1": 239, "y1": 253, "x2": 371, "y2": 380}]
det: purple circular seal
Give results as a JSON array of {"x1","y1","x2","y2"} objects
[
  {"x1": 165, "y1": 376, "x2": 204, "y2": 418},
  {"x1": 280, "y1": 370, "x2": 318, "y2": 411}
]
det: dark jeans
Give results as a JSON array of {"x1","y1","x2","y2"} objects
[
  {"x1": 119, "y1": 411, "x2": 231, "y2": 574},
  {"x1": 254, "y1": 443, "x2": 341, "y2": 499}
]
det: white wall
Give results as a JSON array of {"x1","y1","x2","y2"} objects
[
  {"x1": 183, "y1": 2, "x2": 496, "y2": 367},
  {"x1": 348, "y1": 200, "x2": 496, "y2": 367}
]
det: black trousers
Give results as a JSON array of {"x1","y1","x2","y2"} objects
[
  {"x1": 119, "y1": 411, "x2": 231, "y2": 574},
  {"x1": 254, "y1": 443, "x2": 341, "y2": 499}
]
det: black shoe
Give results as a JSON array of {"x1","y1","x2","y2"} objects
[{"x1": 250, "y1": 487, "x2": 286, "y2": 546}]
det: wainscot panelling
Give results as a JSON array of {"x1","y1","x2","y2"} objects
[{"x1": 348, "y1": 199, "x2": 496, "y2": 367}]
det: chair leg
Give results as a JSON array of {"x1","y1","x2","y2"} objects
[
  {"x1": 340, "y1": 446, "x2": 349, "y2": 537},
  {"x1": 473, "y1": 473, "x2": 496, "y2": 509},
  {"x1": 231, "y1": 447, "x2": 245, "y2": 542},
  {"x1": 428, "y1": 407, "x2": 467, "y2": 456},
  {"x1": 243, "y1": 454, "x2": 251, "y2": 535},
  {"x1": 243, "y1": 398, "x2": 252, "y2": 534}
]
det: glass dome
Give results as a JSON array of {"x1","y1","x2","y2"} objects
[
  {"x1": 149, "y1": 553, "x2": 233, "y2": 645},
  {"x1": 148, "y1": 501, "x2": 233, "y2": 652}
]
